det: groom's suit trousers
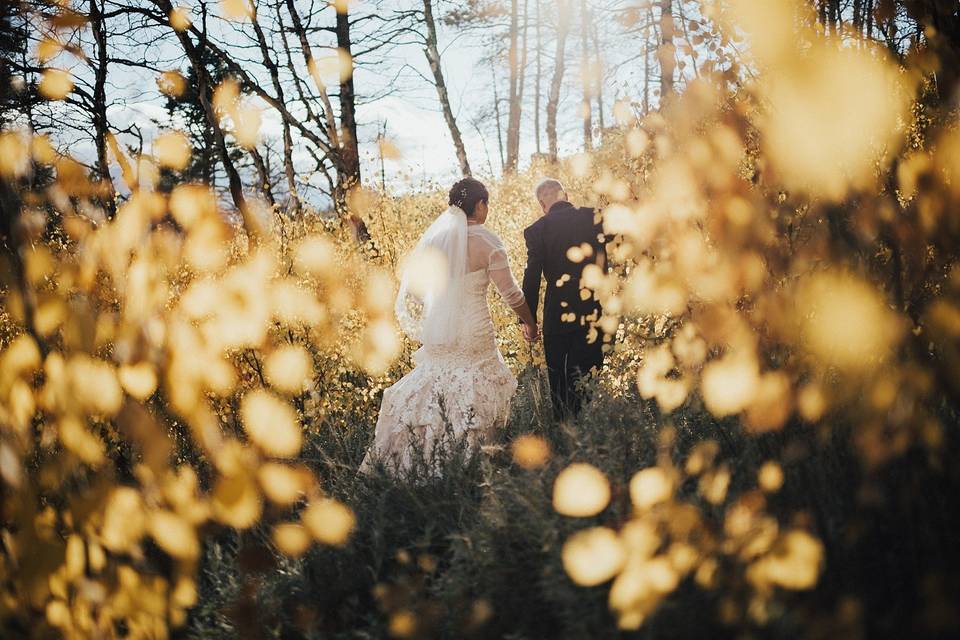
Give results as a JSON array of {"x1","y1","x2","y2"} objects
[{"x1": 543, "y1": 328, "x2": 604, "y2": 419}]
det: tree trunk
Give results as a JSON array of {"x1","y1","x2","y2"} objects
[
  {"x1": 155, "y1": 0, "x2": 258, "y2": 240},
  {"x1": 250, "y1": 146, "x2": 275, "y2": 206},
  {"x1": 534, "y1": 0, "x2": 542, "y2": 155},
  {"x1": 89, "y1": 0, "x2": 115, "y2": 215},
  {"x1": 336, "y1": 7, "x2": 361, "y2": 191},
  {"x1": 505, "y1": 0, "x2": 528, "y2": 173},
  {"x1": 492, "y1": 61, "x2": 505, "y2": 172},
  {"x1": 423, "y1": 0, "x2": 471, "y2": 176},
  {"x1": 657, "y1": 0, "x2": 675, "y2": 106},
  {"x1": 643, "y1": 8, "x2": 651, "y2": 113},
  {"x1": 677, "y1": 1, "x2": 700, "y2": 79},
  {"x1": 284, "y1": 0, "x2": 346, "y2": 207},
  {"x1": 547, "y1": 0, "x2": 571, "y2": 163},
  {"x1": 378, "y1": 120, "x2": 387, "y2": 192},
  {"x1": 592, "y1": 20, "x2": 605, "y2": 131},
  {"x1": 518, "y1": 0, "x2": 530, "y2": 122},
  {"x1": 579, "y1": 0, "x2": 592, "y2": 151},
  {"x1": 250, "y1": 0, "x2": 299, "y2": 214}
]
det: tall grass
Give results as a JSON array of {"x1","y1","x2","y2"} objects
[{"x1": 183, "y1": 362, "x2": 960, "y2": 639}]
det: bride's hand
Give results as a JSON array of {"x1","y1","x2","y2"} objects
[{"x1": 522, "y1": 322, "x2": 540, "y2": 343}]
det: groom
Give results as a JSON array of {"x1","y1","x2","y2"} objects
[{"x1": 522, "y1": 178, "x2": 608, "y2": 419}]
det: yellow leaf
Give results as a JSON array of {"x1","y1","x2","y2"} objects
[
  {"x1": 37, "y1": 38, "x2": 62, "y2": 64},
  {"x1": 797, "y1": 272, "x2": 900, "y2": 371},
  {"x1": 745, "y1": 371, "x2": 791, "y2": 433},
  {"x1": 748, "y1": 529, "x2": 823, "y2": 590},
  {"x1": 758, "y1": 461, "x2": 784, "y2": 493},
  {"x1": 257, "y1": 462, "x2": 308, "y2": 506},
  {"x1": 169, "y1": 183, "x2": 217, "y2": 229},
  {"x1": 59, "y1": 416, "x2": 105, "y2": 467},
  {"x1": 389, "y1": 610, "x2": 417, "y2": 638},
  {"x1": 331, "y1": 0, "x2": 353, "y2": 14},
  {"x1": 264, "y1": 345, "x2": 313, "y2": 395},
  {"x1": 378, "y1": 137, "x2": 402, "y2": 161},
  {"x1": 311, "y1": 48, "x2": 354, "y2": 84},
  {"x1": 212, "y1": 473, "x2": 262, "y2": 529},
  {"x1": 626, "y1": 128, "x2": 650, "y2": 157},
  {"x1": 157, "y1": 70, "x2": 187, "y2": 97},
  {"x1": 1, "y1": 334, "x2": 41, "y2": 379},
  {"x1": 102, "y1": 487, "x2": 146, "y2": 552},
  {"x1": 8, "y1": 379, "x2": 36, "y2": 434},
  {"x1": 511, "y1": 434, "x2": 550, "y2": 470},
  {"x1": 39, "y1": 69, "x2": 73, "y2": 100},
  {"x1": 149, "y1": 510, "x2": 200, "y2": 560},
  {"x1": 67, "y1": 355, "x2": 123, "y2": 417},
  {"x1": 213, "y1": 78, "x2": 241, "y2": 117},
  {"x1": 155, "y1": 130, "x2": 191, "y2": 170},
  {"x1": 169, "y1": 5, "x2": 192, "y2": 31},
  {"x1": 553, "y1": 463, "x2": 610, "y2": 517},
  {"x1": 294, "y1": 235, "x2": 336, "y2": 276},
  {"x1": 401, "y1": 247, "x2": 449, "y2": 299},
  {"x1": 221, "y1": 0, "x2": 252, "y2": 20},
  {"x1": 64, "y1": 535, "x2": 85, "y2": 580},
  {"x1": 629, "y1": 468, "x2": 673, "y2": 510},
  {"x1": 232, "y1": 104, "x2": 262, "y2": 148},
  {"x1": 241, "y1": 390, "x2": 302, "y2": 458},
  {"x1": 185, "y1": 216, "x2": 231, "y2": 273},
  {"x1": 562, "y1": 527, "x2": 625, "y2": 586},
  {"x1": 173, "y1": 576, "x2": 198, "y2": 608},
  {"x1": 0, "y1": 131, "x2": 30, "y2": 178},
  {"x1": 0, "y1": 442, "x2": 22, "y2": 488},
  {"x1": 45, "y1": 600, "x2": 70, "y2": 629},
  {"x1": 302, "y1": 498, "x2": 355, "y2": 546},
  {"x1": 31, "y1": 134, "x2": 57, "y2": 164},
  {"x1": 272, "y1": 523, "x2": 311, "y2": 557},
  {"x1": 119, "y1": 362, "x2": 158, "y2": 400},
  {"x1": 701, "y1": 354, "x2": 759, "y2": 418}
]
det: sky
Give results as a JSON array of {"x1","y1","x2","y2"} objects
[
  {"x1": 341, "y1": 3, "x2": 639, "y2": 190},
  {"x1": 33, "y1": 0, "x2": 644, "y2": 204}
]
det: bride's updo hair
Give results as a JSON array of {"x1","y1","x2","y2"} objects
[{"x1": 449, "y1": 177, "x2": 488, "y2": 218}]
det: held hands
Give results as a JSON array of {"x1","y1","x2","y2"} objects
[{"x1": 522, "y1": 322, "x2": 540, "y2": 343}]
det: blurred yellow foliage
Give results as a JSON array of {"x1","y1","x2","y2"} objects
[
  {"x1": 553, "y1": 463, "x2": 611, "y2": 517},
  {"x1": 3, "y1": 0, "x2": 959, "y2": 634}
]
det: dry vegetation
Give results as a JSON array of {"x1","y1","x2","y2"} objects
[{"x1": 2, "y1": 0, "x2": 960, "y2": 638}]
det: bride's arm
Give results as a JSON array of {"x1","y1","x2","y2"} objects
[
  {"x1": 492, "y1": 270, "x2": 536, "y2": 324},
  {"x1": 488, "y1": 249, "x2": 537, "y2": 328}
]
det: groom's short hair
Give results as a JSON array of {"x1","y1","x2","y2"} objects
[{"x1": 535, "y1": 178, "x2": 565, "y2": 201}]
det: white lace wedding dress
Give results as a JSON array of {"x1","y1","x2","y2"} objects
[{"x1": 359, "y1": 221, "x2": 526, "y2": 475}]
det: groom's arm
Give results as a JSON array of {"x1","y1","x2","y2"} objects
[
  {"x1": 591, "y1": 207, "x2": 614, "y2": 274},
  {"x1": 522, "y1": 225, "x2": 544, "y2": 321}
]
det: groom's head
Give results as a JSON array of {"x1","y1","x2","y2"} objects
[{"x1": 535, "y1": 178, "x2": 567, "y2": 214}]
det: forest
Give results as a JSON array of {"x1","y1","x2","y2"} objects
[{"x1": 1, "y1": 0, "x2": 960, "y2": 638}]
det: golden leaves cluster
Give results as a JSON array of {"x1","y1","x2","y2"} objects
[
  {"x1": 555, "y1": 444, "x2": 822, "y2": 630},
  {"x1": 0, "y1": 126, "x2": 403, "y2": 635},
  {"x1": 538, "y1": 0, "x2": 958, "y2": 631},
  {"x1": 3, "y1": 0, "x2": 958, "y2": 635}
]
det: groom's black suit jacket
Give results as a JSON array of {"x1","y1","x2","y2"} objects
[{"x1": 522, "y1": 201, "x2": 607, "y2": 336}]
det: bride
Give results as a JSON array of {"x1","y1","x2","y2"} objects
[{"x1": 359, "y1": 177, "x2": 538, "y2": 475}]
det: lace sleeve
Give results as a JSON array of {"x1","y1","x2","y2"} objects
[{"x1": 488, "y1": 245, "x2": 525, "y2": 308}]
